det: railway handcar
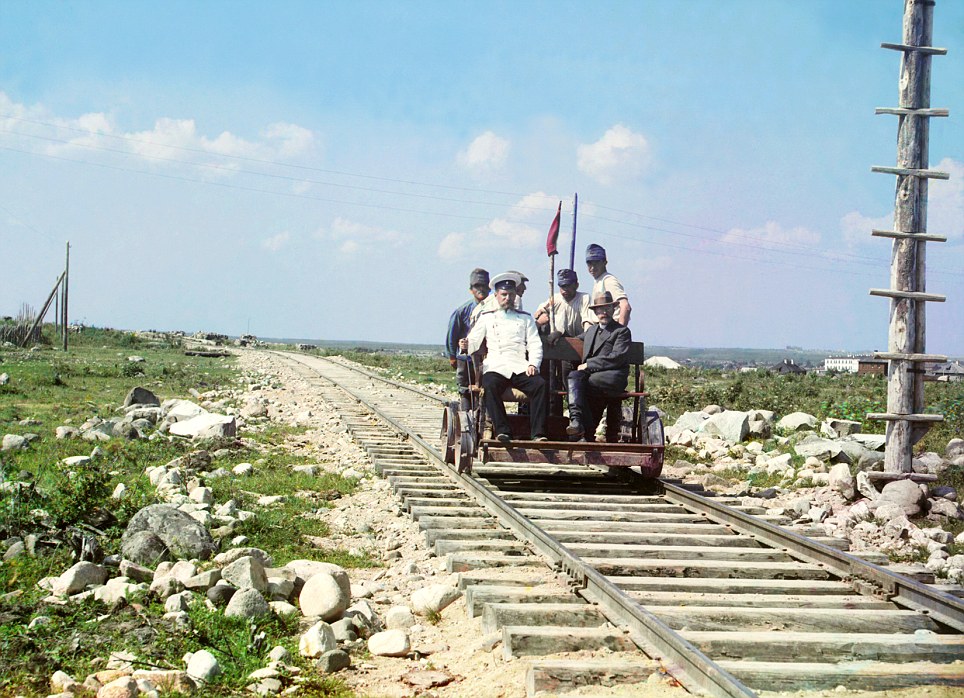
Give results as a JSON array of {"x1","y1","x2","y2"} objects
[{"x1": 442, "y1": 337, "x2": 664, "y2": 476}]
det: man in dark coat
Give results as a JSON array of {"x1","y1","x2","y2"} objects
[
  {"x1": 566, "y1": 291, "x2": 631, "y2": 441},
  {"x1": 445, "y1": 268, "x2": 490, "y2": 409}
]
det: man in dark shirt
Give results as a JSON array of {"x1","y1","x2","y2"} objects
[
  {"x1": 445, "y1": 268, "x2": 490, "y2": 409},
  {"x1": 566, "y1": 291, "x2": 631, "y2": 441}
]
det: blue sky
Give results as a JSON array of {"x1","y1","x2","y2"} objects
[{"x1": 1, "y1": 1, "x2": 962, "y2": 353}]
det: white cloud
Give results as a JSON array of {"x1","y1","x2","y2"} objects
[
  {"x1": 262, "y1": 231, "x2": 290, "y2": 252},
  {"x1": 316, "y1": 217, "x2": 409, "y2": 256},
  {"x1": 721, "y1": 220, "x2": 821, "y2": 249},
  {"x1": 930, "y1": 157, "x2": 964, "y2": 240},
  {"x1": 0, "y1": 91, "x2": 316, "y2": 173},
  {"x1": 837, "y1": 157, "x2": 963, "y2": 247},
  {"x1": 457, "y1": 131, "x2": 510, "y2": 172},
  {"x1": 577, "y1": 124, "x2": 651, "y2": 185},
  {"x1": 264, "y1": 122, "x2": 315, "y2": 158},
  {"x1": 438, "y1": 232, "x2": 467, "y2": 262},
  {"x1": 840, "y1": 210, "x2": 892, "y2": 247},
  {"x1": 436, "y1": 193, "x2": 561, "y2": 261}
]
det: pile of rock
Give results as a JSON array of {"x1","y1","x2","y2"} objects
[
  {"x1": 35, "y1": 544, "x2": 462, "y2": 696},
  {"x1": 0, "y1": 386, "x2": 242, "y2": 447},
  {"x1": 663, "y1": 405, "x2": 964, "y2": 582}
]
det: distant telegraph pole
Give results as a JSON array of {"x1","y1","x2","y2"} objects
[
  {"x1": 62, "y1": 241, "x2": 70, "y2": 351},
  {"x1": 868, "y1": 0, "x2": 950, "y2": 472}
]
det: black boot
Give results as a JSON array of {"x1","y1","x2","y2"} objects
[{"x1": 566, "y1": 372, "x2": 587, "y2": 438}]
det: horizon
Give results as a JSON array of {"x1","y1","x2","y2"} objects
[{"x1": 2, "y1": 1, "x2": 962, "y2": 353}]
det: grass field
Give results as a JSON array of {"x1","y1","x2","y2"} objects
[{"x1": 0, "y1": 326, "x2": 365, "y2": 695}]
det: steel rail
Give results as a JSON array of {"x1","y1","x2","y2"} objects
[
  {"x1": 279, "y1": 351, "x2": 758, "y2": 698},
  {"x1": 661, "y1": 481, "x2": 964, "y2": 633}
]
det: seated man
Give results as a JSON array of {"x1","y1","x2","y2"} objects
[
  {"x1": 533, "y1": 268, "x2": 593, "y2": 337},
  {"x1": 533, "y1": 268, "x2": 593, "y2": 415},
  {"x1": 566, "y1": 291, "x2": 631, "y2": 441},
  {"x1": 460, "y1": 272, "x2": 548, "y2": 442}
]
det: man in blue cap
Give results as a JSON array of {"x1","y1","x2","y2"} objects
[
  {"x1": 533, "y1": 268, "x2": 593, "y2": 414},
  {"x1": 585, "y1": 244, "x2": 631, "y2": 327},
  {"x1": 460, "y1": 272, "x2": 548, "y2": 442},
  {"x1": 445, "y1": 268, "x2": 490, "y2": 409},
  {"x1": 533, "y1": 268, "x2": 593, "y2": 337}
]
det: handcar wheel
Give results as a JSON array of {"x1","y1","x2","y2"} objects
[
  {"x1": 441, "y1": 403, "x2": 459, "y2": 464},
  {"x1": 638, "y1": 408, "x2": 665, "y2": 446},
  {"x1": 457, "y1": 430, "x2": 475, "y2": 475}
]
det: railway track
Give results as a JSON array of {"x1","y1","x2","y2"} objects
[{"x1": 269, "y1": 350, "x2": 964, "y2": 697}]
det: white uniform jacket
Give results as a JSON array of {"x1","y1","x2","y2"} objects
[
  {"x1": 470, "y1": 293, "x2": 523, "y2": 326},
  {"x1": 467, "y1": 308, "x2": 543, "y2": 379}
]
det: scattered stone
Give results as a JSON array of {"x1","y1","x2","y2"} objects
[
  {"x1": 169, "y1": 413, "x2": 237, "y2": 439},
  {"x1": 411, "y1": 584, "x2": 461, "y2": 615},
  {"x1": 96, "y1": 675, "x2": 138, "y2": 698},
  {"x1": 699, "y1": 410, "x2": 749, "y2": 443},
  {"x1": 124, "y1": 387, "x2": 160, "y2": 407},
  {"x1": 121, "y1": 505, "x2": 216, "y2": 564},
  {"x1": 776, "y1": 412, "x2": 818, "y2": 433},
  {"x1": 316, "y1": 649, "x2": 351, "y2": 673},
  {"x1": 299, "y1": 621, "x2": 337, "y2": 658},
  {"x1": 186, "y1": 649, "x2": 220, "y2": 683},
  {"x1": 385, "y1": 605, "x2": 416, "y2": 629},
  {"x1": 55, "y1": 561, "x2": 108, "y2": 596},
  {"x1": 300, "y1": 571, "x2": 350, "y2": 620},
  {"x1": 828, "y1": 463, "x2": 855, "y2": 500},
  {"x1": 368, "y1": 629, "x2": 411, "y2": 657},
  {"x1": 1, "y1": 434, "x2": 28, "y2": 451},
  {"x1": 221, "y1": 556, "x2": 268, "y2": 593},
  {"x1": 879, "y1": 479, "x2": 925, "y2": 516},
  {"x1": 224, "y1": 588, "x2": 270, "y2": 619}
]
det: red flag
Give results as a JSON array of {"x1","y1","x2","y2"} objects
[{"x1": 546, "y1": 201, "x2": 561, "y2": 256}]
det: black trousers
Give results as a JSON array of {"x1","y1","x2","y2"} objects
[
  {"x1": 568, "y1": 369, "x2": 625, "y2": 441},
  {"x1": 481, "y1": 371, "x2": 547, "y2": 439}
]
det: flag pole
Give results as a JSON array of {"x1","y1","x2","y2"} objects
[
  {"x1": 546, "y1": 200, "x2": 562, "y2": 336},
  {"x1": 569, "y1": 192, "x2": 578, "y2": 270},
  {"x1": 548, "y1": 254, "x2": 556, "y2": 334}
]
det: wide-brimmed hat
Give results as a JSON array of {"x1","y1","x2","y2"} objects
[{"x1": 588, "y1": 291, "x2": 618, "y2": 309}]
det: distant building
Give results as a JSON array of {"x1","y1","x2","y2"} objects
[
  {"x1": 927, "y1": 361, "x2": 964, "y2": 382},
  {"x1": 824, "y1": 354, "x2": 886, "y2": 375},
  {"x1": 772, "y1": 358, "x2": 807, "y2": 375}
]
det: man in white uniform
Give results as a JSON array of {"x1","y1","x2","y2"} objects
[
  {"x1": 585, "y1": 244, "x2": 631, "y2": 327},
  {"x1": 470, "y1": 270, "x2": 528, "y2": 325},
  {"x1": 461, "y1": 273, "x2": 548, "y2": 442}
]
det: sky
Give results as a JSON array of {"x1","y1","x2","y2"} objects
[{"x1": 1, "y1": 1, "x2": 962, "y2": 354}]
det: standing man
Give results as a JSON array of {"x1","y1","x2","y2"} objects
[
  {"x1": 585, "y1": 244, "x2": 631, "y2": 327},
  {"x1": 533, "y1": 268, "x2": 593, "y2": 337},
  {"x1": 461, "y1": 273, "x2": 548, "y2": 442},
  {"x1": 566, "y1": 291, "x2": 631, "y2": 442},
  {"x1": 446, "y1": 268, "x2": 490, "y2": 409}
]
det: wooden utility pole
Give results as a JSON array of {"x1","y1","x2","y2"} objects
[
  {"x1": 868, "y1": 0, "x2": 949, "y2": 472},
  {"x1": 62, "y1": 241, "x2": 70, "y2": 351}
]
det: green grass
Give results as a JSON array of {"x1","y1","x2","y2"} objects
[
  {"x1": 0, "y1": 326, "x2": 373, "y2": 696},
  {"x1": 206, "y1": 453, "x2": 374, "y2": 567},
  {"x1": 645, "y1": 366, "x2": 963, "y2": 454},
  {"x1": 311, "y1": 348, "x2": 454, "y2": 389}
]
